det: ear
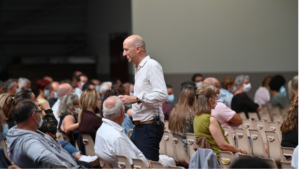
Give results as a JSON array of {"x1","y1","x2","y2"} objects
[{"x1": 136, "y1": 46, "x2": 141, "y2": 53}]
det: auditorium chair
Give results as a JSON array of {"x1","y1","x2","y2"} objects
[
  {"x1": 219, "y1": 151, "x2": 235, "y2": 169},
  {"x1": 172, "y1": 133, "x2": 190, "y2": 165},
  {"x1": 223, "y1": 127, "x2": 235, "y2": 147},
  {"x1": 249, "y1": 129, "x2": 268, "y2": 158},
  {"x1": 185, "y1": 133, "x2": 196, "y2": 159},
  {"x1": 265, "y1": 131, "x2": 285, "y2": 162},
  {"x1": 234, "y1": 128, "x2": 252, "y2": 155},
  {"x1": 116, "y1": 155, "x2": 131, "y2": 169}
]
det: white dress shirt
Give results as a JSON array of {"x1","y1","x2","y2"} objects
[
  {"x1": 95, "y1": 119, "x2": 149, "y2": 169},
  {"x1": 52, "y1": 99, "x2": 61, "y2": 124},
  {"x1": 133, "y1": 55, "x2": 168, "y2": 122}
]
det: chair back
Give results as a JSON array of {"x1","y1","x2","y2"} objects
[
  {"x1": 255, "y1": 120, "x2": 268, "y2": 143},
  {"x1": 242, "y1": 119, "x2": 253, "y2": 137},
  {"x1": 272, "y1": 115, "x2": 283, "y2": 126},
  {"x1": 268, "y1": 122, "x2": 282, "y2": 142},
  {"x1": 271, "y1": 106, "x2": 281, "y2": 116},
  {"x1": 0, "y1": 140, "x2": 9, "y2": 160},
  {"x1": 150, "y1": 161, "x2": 165, "y2": 169},
  {"x1": 219, "y1": 151, "x2": 235, "y2": 169},
  {"x1": 234, "y1": 128, "x2": 252, "y2": 155},
  {"x1": 223, "y1": 127, "x2": 235, "y2": 147},
  {"x1": 172, "y1": 133, "x2": 190, "y2": 164},
  {"x1": 265, "y1": 131, "x2": 285, "y2": 162},
  {"x1": 164, "y1": 131, "x2": 177, "y2": 161},
  {"x1": 281, "y1": 161, "x2": 293, "y2": 169},
  {"x1": 281, "y1": 106, "x2": 290, "y2": 117},
  {"x1": 238, "y1": 112, "x2": 247, "y2": 119},
  {"x1": 281, "y1": 147, "x2": 294, "y2": 161},
  {"x1": 248, "y1": 112, "x2": 259, "y2": 121},
  {"x1": 185, "y1": 133, "x2": 196, "y2": 159},
  {"x1": 164, "y1": 121, "x2": 169, "y2": 131},
  {"x1": 159, "y1": 134, "x2": 166, "y2": 155},
  {"x1": 249, "y1": 129, "x2": 268, "y2": 158},
  {"x1": 169, "y1": 165, "x2": 185, "y2": 169},
  {"x1": 56, "y1": 131, "x2": 64, "y2": 141},
  {"x1": 259, "y1": 113, "x2": 272, "y2": 123},
  {"x1": 116, "y1": 155, "x2": 131, "y2": 169},
  {"x1": 99, "y1": 157, "x2": 113, "y2": 169},
  {"x1": 261, "y1": 158, "x2": 278, "y2": 169},
  {"x1": 237, "y1": 153, "x2": 253, "y2": 159},
  {"x1": 81, "y1": 134, "x2": 96, "y2": 156},
  {"x1": 55, "y1": 164, "x2": 69, "y2": 169},
  {"x1": 132, "y1": 158, "x2": 148, "y2": 169}
]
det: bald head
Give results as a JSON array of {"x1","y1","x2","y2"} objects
[
  {"x1": 203, "y1": 77, "x2": 221, "y2": 91},
  {"x1": 51, "y1": 82, "x2": 59, "y2": 92},
  {"x1": 125, "y1": 35, "x2": 146, "y2": 51},
  {"x1": 57, "y1": 83, "x2": 73, "y2": 99},
  {"x1": 103, "y1": 96, "x2": 125, "y2": 120}
]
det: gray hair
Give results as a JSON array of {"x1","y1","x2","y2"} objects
[
  {"x1": 58, "y1": 94, "x2": 79, "y2": 118},
  {"x1": 103, "y1": 96, "x2": 124, "y2": 118},
  {"x1": 57, "y1": 87, "x2": 68, "y2": 99},
  {"x1": 234, "y1": 75, "x2": 250, "y2": 90},
  {"x1": 99, "y1": 82, "x2": 113, "y2": 94},
  {"x1": 18, "y1": 77, "x2": 31, "y2": 89},
  {"x1": 292, "y1": 75, "x2": 298, "y2": 90},
  {"x1": 4, "y1": 79, "x2": 14, "y2": 92}
]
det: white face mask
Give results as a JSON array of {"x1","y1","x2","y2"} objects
[
  {"x1": 210, "y1": 99, "x2": 217, "y2": 108},
  {"x1": 243, "y1": 83, "x2": 251, "y2": 92},
  {"x1": 196, "y1": 81, "x2": 203, "y2": 87},
  {"x1": 74, "y1": 107, "x2": 80, "y2": 114}
]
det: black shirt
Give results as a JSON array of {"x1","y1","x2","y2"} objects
[
  {"x1": 231, "y1": 93, "x2": 259, "y2": 118},
  {"x1": 281, "y1": 125, "x2": 298, "y2": 148}
]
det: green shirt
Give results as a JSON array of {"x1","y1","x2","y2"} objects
[{"x1": 194, "y1": 113, "x2": 229, "y2": 161}]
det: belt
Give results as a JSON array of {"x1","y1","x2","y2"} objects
[{"x1": 134, "y1": 120, "x2": 154, "y2": 125}]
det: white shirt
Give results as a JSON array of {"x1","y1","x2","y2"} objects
[
  {"x1": 74, "y1": 87, "x2": 82, "y2": 98},
  {"x1": 254, "y1": 86, "x2": 270, "y2": 107},
  {"x1": 52, "y1": 99, "x2": 61, "y2": 124},
  {"x1": 133, "y1": 55, "x2": 168, "y2": 122},
  {"x1": 95, "y1": 119, "x2": 149, "y2": 168}
]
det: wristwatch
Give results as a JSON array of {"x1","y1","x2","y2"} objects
[{"x1": 136, "y1": 97, "x2": 141, "y2": 104}]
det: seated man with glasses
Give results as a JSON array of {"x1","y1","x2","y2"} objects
[{"x1": 6, "y1": 99, "x2": 81, "y2": 168}]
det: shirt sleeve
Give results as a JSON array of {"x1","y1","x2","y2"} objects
[
  {"x1": 137, "y1": 62, "x2": 168, "y2": 104},
  {"x1": 218, "y1": 103, "x2": 236, "y2": 122}
]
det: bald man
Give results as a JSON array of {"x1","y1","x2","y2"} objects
[
  {"x1": 119, "y1": 35, "x2": 168, "y2": 161},
  {"x1": 52, "y1": 83, "x2": 74, "y2": 122},
  {"x1": 203, "y1": 77, "x2": 242, "y2": 137},
  {"x1": 49, "y1": 81, "x2": 60, "y2": 107}
]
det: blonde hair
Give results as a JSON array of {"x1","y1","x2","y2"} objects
[
  {"x1": 281, "y1": 96, "x2": 298, "y2": 134},
  {"x1": 0, "y1": 93, "x2": 9, "y2": 107},
  {"x1": 58, "y1": 94, "x2": 79, "y2": 118},
  {"x1": 78, "y1": 89, "x2": 99, "y2": 123},
  {"x1": 194, "y1": 84, "x2": 218, "y2": 115}
]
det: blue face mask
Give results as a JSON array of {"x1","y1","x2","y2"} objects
[
  {"x1": 28, "y1": 88, "x2": 32, "y2": 91},
  {"x1": 166, "y1": 94, "x2": 174, "y2": 104},
  {"x1": 54, "y1": 92, "x2": 58, "y2": 99},
  {"x1": 44, "y1": 89, "x2": 50, "y2": 97},
  {"x1": 130, "y1": 93, "x2": 134, "y2": 96},
  {"x1": 0, "y1": 124, "x2": 8, "y2": 141},
  {"x1": 280, "y1": 86, "x2": 287, "y2": 96},
  {"x1": 34, "y1": 114, "x2": 43, "y2": 128},
  {"x1": 16, "y1": 88, "x2": 21, "y2": 93},
  {"x1": 95, "y1": 85, "x2": 100, "y2": 91}
]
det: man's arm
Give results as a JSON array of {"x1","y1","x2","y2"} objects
[
  {"x1": 219, "y1": 103, "x2": 242, "y2": 127},
  {"x1": 228, "y1": 114, "x2": 243, "y2": 126}
]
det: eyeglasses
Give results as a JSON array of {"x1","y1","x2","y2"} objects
[{"x1": 32, "y1": 110, "x2": 42, "y2": 115}]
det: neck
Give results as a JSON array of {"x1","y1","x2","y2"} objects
[
  {"x1": 37, "y1": 94, "x2": 46, "y2": 99},
  {"x1": 234, "y1": 89, "x2": 244, "y2": 95},
  {"x1": 16, "y1": 121, "x2": 37, "y2": 132},
  {"x1": 134, "y1": 54, "x2": 147, "y2": 68},
  {"x1": 86, "y1": 107, "x2": 95, "y2": 113}
]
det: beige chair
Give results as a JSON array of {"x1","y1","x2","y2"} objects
[
  {"x1": 281, "y1": 105, "x2": 290, "y2": 117},
  {"x1": 150, "y1": 161, "x2": 165, "y2": 169},
  {"x1": 132, "y1": 158, "x2": 148, "y2": 169},
  {"x1": 281, "y1": 161, "x2": 293, "y2": 169},
  {"x1": 169, "y1": 166, "x2": 185, "y2": 169},
  {"x1": 281, "y1": 147, "x2": 294, "y2": 161},
  {"x1": 238, "y1": 112, "x2": 247, "y2": 120},
  {"x1": 116, "y1": 155, "x2": 132, "y2": 169},
  {"x1": 271, "y1": 106, "x2": 281, "y2": 116},
  {"x1": 172, "y1": 133, "x2": 189, "y2": 164},
  {"x1": 99, "y1": 157, "x2": 113, "y2": 169},
  {"x1": 164, "y1": 121, "x2": 169, "y2": 131},
  {"x1": 255, "y1": 120, "x2": 268, "y2": 144},
  {"x1": 259, "y1": 113, "x2": 272, "y2": 123},
  {"x1": 159, "y1": 134, "x2": 166, "y2": 155},
  {"x1": 223, "y1": 127, "x2": 235, "y2": 147},
  {"x1": 76, "y1": 134, "x2": 96, "y2": 156},
  {"x1": 272, "y1": 115, "x2": 283, "y2": 126},
  {"x1": 249, "y1": 129, "x2": 268, "y2": 158},
  {"x1": 56, "y1": 131, "x2": 64, "y2": 141},
  {"x1": 265, "y1": 131, "x2": 285, "y2": 162},
  {"x1": 219, "y1": 151, "x2": 235, "y2": 169},
  {"x1": 0, "y1": 140, "x2": 9, "y2": 160},
  {"x1": 242, "y1": 119, "x2": 253, "y2": 137},
  {"x1": 237, "y1": 153, "x2": 252, "y2": 159},
  {"x1": 248, "y1": 112, "x2": 259, "y2": 120},
  {"x1": 185, "y1": 133, "x2": 196, "y2": 159},
  {"x1": 234, "y1": 128, "x2": 252, "y2": 155},
  {"x1": 164, "y1": 131, "x2": 178, "y2": 161},
  {"x1": 55, "y1": 164, "x2": 69, "y2": 169},
  {"x1": 261, "y1": 158, "x2": 278, "y2": 169},
  {"x1": 268, "y1": 122, "x2": 282, "y2": 142}
]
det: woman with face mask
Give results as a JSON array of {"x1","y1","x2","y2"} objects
[
  {"x1": 36, "y1": 79, "x2": 51, "y2": 104},
  {"x1": 194, "y1": 84, "x2": 247, "y2": 163},
  {"x1": 231, "y1": 75, "x2": 260, "y2": 119}
]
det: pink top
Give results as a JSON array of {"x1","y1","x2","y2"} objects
[{"x1": 211, "y1": 102, "x2": 238, "y2": 136}]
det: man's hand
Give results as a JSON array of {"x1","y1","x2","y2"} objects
[
  {"x1": 119, "y1": 95, "x2": 137, "y2": 104},
  {"x1": 8, "y1": 164, "x2": 21, "y2": 169},
  {"x1": 39, "y1": 101, "x2": 50, "y2": 110}
]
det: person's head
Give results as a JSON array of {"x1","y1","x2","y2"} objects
[
  {"x1": 0, "y1": 81, "x2": 4, "y2": 94},
  {"x1": 195, "y1": 84, "x2": 219, "y2": 115},
  {"x1": 181, "y1": 81, "x2": 196, "y2": 91},
  {"x1": 58, "y1": 94, "x2": 80, "y2": 118},
  {"x1": 221, "y1": 77, "x2": 235, "y2": 93},
  {"x1": 82, "y1": 82, "x2": 96, "y2": 91},
  {"x1": 234, "y1": 75, "x2": 251, "y2": 93},
  {"x1": 36, "y1": 79, "x2": 51, "y2": 97},
  {"x1": 60, "y1": 79, "x2": 73, "y2": 87},
  {"x1": 103, "y1": 84, "x2": 127, "y2": 101},
  {"x1": 261, "y1": 76, "x2": 272, "y2": 91},
  {"x1": 18, "y1": 77, "x2": 31, "y2": 91},
  {"x1": 292, "y1": 75, "x2": 298, "y2": 91},
  {"x1": 12, "y1": 79, "x2": 18, "y2": 92},
  {"x1": 269, "y1": 75, "x2": 286, "y2": 92},
  {"x1": 123, "y1": 82, "x2": 133, "y2": 95},
  {"x1": 281, "y1": 96, "x2": 298, "y2": 134},
  {"x1": 166, "y1": 84, "x2": 174, "y2": 104},
  {"x1": 49, "y1": 81, "x2": 60, "y2": 99},
  {"x1": 43, "y1": 76, "x2": 53, "y2": 83},
  {"x1": 72, "y1": 71, "x2": 82, "y2": 87},
  {"x1": 192, "y1": 73, "x2": 203, "y2": 87},
  {"x1": 76, "y1": 74, "x2": 88, "y2": 89},
  {"x1": 4, "y1": 79, "x2": 16, "y2": 95},
  {"x1": 103, "y1": 96, "x2": 125, "y2": 124},
  {"x1": 0, "y1": 93, "x2": 9, "y2": 108},
  {"x1": 57, "y1": 83, "x2": 74, "y2": 100},
  {"x1": 230, "y1": 158, "x2": 272, "y2": 168},
  {"x1": 91, "y1": 79, "x2": 101, "y2": 91},
  {"x1": 13, "y1": 99, "x2": 42, "y2": 130},
  {"x1": 78, "y1": 89, "x2": 101, "y2": 123},
  {"x1": 123, "y1": 35, "x2": 147, "y2": 65},
  {"x1": 203, "y1": 77, "x2": 221, "y2": 92},
  {"x1": 99, "y1": 82, "x2": 113, "y2": 95}
]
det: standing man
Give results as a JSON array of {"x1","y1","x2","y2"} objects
[{"x1": 120, "y1": 35, "x2": 168, "y2": 162}]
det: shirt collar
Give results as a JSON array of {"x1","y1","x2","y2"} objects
[
  {"x1": 136, "y1": 55, "x2": 150, "y2": 70},
  {"x1": 102, "y1": 118, "x2": 124, "y2": 132}
]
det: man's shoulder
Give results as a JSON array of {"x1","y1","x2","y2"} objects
[{"x1": 148, "y1": 58, "x2": 162, "y2": 68}]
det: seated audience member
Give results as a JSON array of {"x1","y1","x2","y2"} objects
[
  {"x1": 82, "y1": 82, "x2": 96, "y2": 91},
  {"x1": 0, "y1": 93, "x2": 9, "y2": 110},
  {"x1": 48, "y1": 81, "x2": 60, "y2": 107},
  {"x1": 193, "y1": 84, "x2": 247, "y2": 162},
  {"x1": 231, "y1": 75, "x2": 260, "y2": 119},
  {"x1": 43, "y1": 76, "x2": 53, "y2": 83},
  {"x1": 281, "y1": 96, "x2": 298, "y2": 148},
  {"x1": 220, "y1": 77, "x2": 235, "y2": 107},
  {"x1": 0, "y1": 81, "x2": 4, "y2": 94},
  {"x1": 254, "y1": 76, "x2": 272, "y2": 107},
  {"x1": 36, "y1": 79, "x2": 50, "y2": 104},
  {"x1": 230, "y1": 158, "x2": 271, "y2": 169},
  {"x1": 192, "y1": 73, "x2": 204, "y2": 87},
  {"x1": 269, "y1": 75, "x2": 290, "y2": 109},
  {"x1": 6, "y1": 100, "x2": 80, "y2": 168},
  {"x1": 99, "y1": 81, "x2": 113, "y2": 100},
  {"x1": 288, "y1": 75, "x2": 298, "y2": 101},
  {"x1": 181, "y1": 81, "x2": 196, "y2": 91},
  {"x1": 123, "y1": 82, "x2": 134, "y2": 96},
  {"x1": 72, "y1": 71, "x2": 83, "y2": 88},
  {"x1": 103, "y1": 84, "x2": 133, "y2": 135},
  {"x1": 17, "y1": 77, "x2": 31, "y2": 92},
  {"x1": 52, "y1": 83, "x2": 74, "y2": 122},
  {"x1": 169, "y1": 86, "x2": 195, "y2": 154},
  {"x1": 4, "y1": 79, "x2": 16, "y2": 95},
  {"x1": 163, "y1": 84, "x2": 174, "y2": 121},
  {"x1": 78, "y1": 89, "x2": 102, "y2": 141},
  {"x1": 91, "y1": 79, "x2": 101, "y2": 91},
  {"x1": 74, "y1": 74, "x2": 88, "y2": 98},
  {"x1": 204, "y1": 78, "x2": 242, "y2": 137}
]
